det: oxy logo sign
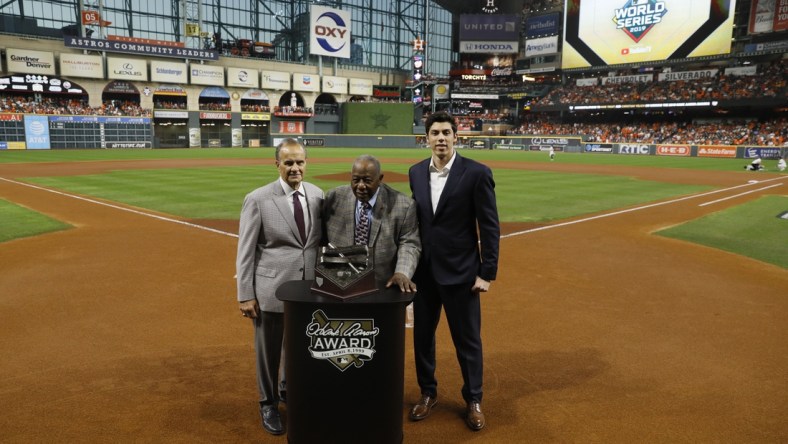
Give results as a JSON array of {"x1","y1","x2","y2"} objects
[
  {"x1": 613, "y1": 0, "x2": 667, "y2": 43},
  {"x1": 310, "y1": 5, "x2": 351, "y2": 59},
  {"x1": 307, "y1": 310, "x2": 378, "y2": 371}
]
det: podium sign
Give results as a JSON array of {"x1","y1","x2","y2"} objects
[{"x1": 312, "y1": 245, "x2": 377, "y2": 300}]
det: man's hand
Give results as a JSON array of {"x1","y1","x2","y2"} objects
[
  {"x1": 471, "y1": 277, "x2": 491, "y2": 294},
  {"x1": 239, "y1": 299, "x2": 259, "y2": 319},
  {"x1": 386, "y1": 272, "x2": 417, "y2": 293}
]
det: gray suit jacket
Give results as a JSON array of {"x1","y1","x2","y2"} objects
[
  {"x1": 236, "y1": 180, "x2": 323, "y2": 312},
  {"x1": 323, "y1": 183, "x2": 420, "y2": 282}
]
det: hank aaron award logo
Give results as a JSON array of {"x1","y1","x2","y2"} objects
[
  {"x1": 613, "y1": 0, "x2": 667, "y2": 43},
  {"x1": 306, "y1": 310, "x2": 379, "y2": 371}
]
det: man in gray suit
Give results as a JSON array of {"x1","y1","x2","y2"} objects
[
  {"x1": 236, "y1": 138, "x2": 323, "y2": 435},
  {"x1": 323, "y1": 154, "x2": 420, "y2": 292}
]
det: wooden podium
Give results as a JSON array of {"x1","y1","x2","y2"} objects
[{"x1": 276, "y1": 280, "x2": 413, "y2": 444}]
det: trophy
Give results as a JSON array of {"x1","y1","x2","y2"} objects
[{"x1": 311, "y1": 243, "x2": 377, "y2": 300}]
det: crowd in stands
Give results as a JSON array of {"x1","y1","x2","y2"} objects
[
  {"x1": 508, "y1": 117, "x2": 788, "y2": 146},
  {"x1": 199, "y1": 101, "x2": 231, "y2": 111},
  {"x1": 154, "y1": 100, "x2": 187, "y2": 109},
  {"x1": 538, "y1": 60, "x2": 787, "y2": 106},
  {"x1": 1, "y1": 96, "x2": 150, "y2": 117},
  {"x1": 273, "y1": 106, "x2": 313, "y2": 115},
  {"x1": 314, "y1": 103, "x2": 339, "y2": 115},
  {"x1": 240, "y1": 103, "x2": 271, "y2": 112}
]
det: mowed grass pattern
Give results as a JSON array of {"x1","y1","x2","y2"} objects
[
  {"x1": 26, "y1": 162, "x2": 710, "y2": 222},
  {"x1": 0, "y1": 199, "x2": 71, "y2": 243},
  {"x1": 657, "y1": 195, "x2": 788, "y2": 268}
]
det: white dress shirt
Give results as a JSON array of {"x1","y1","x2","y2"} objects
[
  {"x1": 429, "y1": 152, "x2": 456, "y2": 214},
  {"x1": 279, "y1": 177, "x2": 309, "y2": 234}
]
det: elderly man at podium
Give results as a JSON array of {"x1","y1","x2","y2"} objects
[{"x1": 322, "y1": 154, "x2": 420, "y2": 292}]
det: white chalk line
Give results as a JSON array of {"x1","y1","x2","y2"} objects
[
  {"x1": 501, "y1": 176, "x2": 787, "y2": 239},
  {"x1": 698, "y1": 183, "x2": 783, "y2": 207},
  {"x1": 0, "y1": 176, "x2": 238, "y2": 238},
  {"x1": 3, "y1": 175, "x2": 785, "y2": 241}
]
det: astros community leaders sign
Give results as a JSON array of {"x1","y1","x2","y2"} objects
[{"x1": 64, "y1": 37, "x2": 219, "y2": 61}]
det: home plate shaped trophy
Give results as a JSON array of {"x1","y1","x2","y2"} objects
[{"x1": 311, "y1": 243, "x2": 377, "y2": 300}]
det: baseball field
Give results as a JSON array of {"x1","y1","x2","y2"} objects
[{"x1": 0, "y1": 147, "x2": 786, "y2": 443}]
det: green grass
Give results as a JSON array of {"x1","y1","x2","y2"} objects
[
  {"x1": 0, "y1": 147, "x2": 777, "y2": 173},
  {"x1": 25, "y1": 162, "x2": 710, "y2": 222},
  {"x1": 656, "y1": 195, "x2": 788, "y2": 268},
  {"x1": 0, "y1": 199, "x2": 71, "y2": 243}
]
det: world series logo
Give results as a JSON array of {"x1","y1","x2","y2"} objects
[
  {"x1": 306, "y1": 310, "x2": 379, "y2": 371},
  {"x1": 613, "y1": 0, "x2": 668, "y2": 43}
]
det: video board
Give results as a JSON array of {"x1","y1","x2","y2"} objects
[{"x1": 562, "y1": 0, "x2": 737, "y2": 69}]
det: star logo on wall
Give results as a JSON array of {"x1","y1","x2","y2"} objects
[{"x1": 370, "y1": 111, "x2": 391, "y2": 129}]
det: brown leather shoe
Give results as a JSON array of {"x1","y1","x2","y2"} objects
[
  {"x1": 409, "y1": 394, "x2": 438, "y2": 421},
  {"x1": 466, "y1": 401, "x2": 485, "y2": 431}
]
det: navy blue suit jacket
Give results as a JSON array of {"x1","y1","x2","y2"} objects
[{"x1": 409, "y1": 152, "x2": 500, "y2": 286}]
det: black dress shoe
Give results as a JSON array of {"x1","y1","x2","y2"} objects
[
  {"x1": 260, "y1": 404, "x2": 284, "y2": 435},
  {"x1": 409, "y1": 394, "x2": 438, "y2": 421}
]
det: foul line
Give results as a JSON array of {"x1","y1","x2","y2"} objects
[
  {"x1": 0, "y1": 177, "x2": 238, "y2": 238},
  {"x1": 501, "y1": 176, "x2": 787, "y2": 239},
  {"x1": 3, "y1": 175, "x2": 785, "y2": 242},
  {"x1": 699, "y1": 183, "x2": 783, "y2": 207}
]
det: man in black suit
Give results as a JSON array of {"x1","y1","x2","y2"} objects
[{"x1": 407, "y1": 112, "x2": 500, "y2": 431}]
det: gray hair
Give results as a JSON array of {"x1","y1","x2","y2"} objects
[
  {"x1": 352, "y1": 154, "x2": 381, "y2": 176},
  {"x1": 275, "y1": 138, "x2": 307, "y2": 161}
]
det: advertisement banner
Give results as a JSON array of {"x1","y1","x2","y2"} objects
[
  {"x1": 349, "y1": 78, "x2": 373, "y2": 96},
  {"x1": 261, "y1": 70, "x2": 291, "y2": 90},
  {"x1": 576, "y1": 78, "x2": 599, "y2": 86},
  {"x1": 618, "y1": 143, "x2": 651, "y2": 155},
  {"x1": 24, "y1": 115, "x2": 51, "y2": 150},
  {"x1": 657, "y1": 145, "x2": 691, "y2": 156},
  {"x1": 59, "y1": 53, "x2": 104, "y2": 79},
  {"x1": 460, "y1": 41, "x2": 518, "y2": 54},
  {"x1": 189, "y1": 128, "x2": 200, "y2": 147},
  {"x1": 459, "y1": 14, "x2": 521, "y2": 41},
  {"x1": 107, "y1": 57, "x2": 148, "y2": 81},
  {"x1": 190, "y1": 65, "x2": 224, "y2": 86},
  {"x1": 241, "y1": 113, "x2": 271, "y2": 121},
  {"x1": 293, "y1": 73, "x2": 320, "y2": 92},
  {"x1": 64, "y1": 36, "x2": 218, "y2": 60},
  {"x1": 154, "y1": 111, "x2": 188, "y2": 119},
  {"x1": 584, "y1": 143, "x2": 614, "y2": 153},
  {"x1": 525, "y1": 13, "x2": 560, "y2": 37},
  {"x1": 310, "y1": 5, "x2": 351, "y2": 59},
  {"x1": 322, "y1": 76, "x2": 347, "y2": 94},
  {"x1": 525, "y1": 36, "x2": 559, "y2": 57},
  {"x1": 6, "y1": 48, "x2": 56, "y2": 75},
  {"x1": 433, "y1": 84, "x2": 450, "y2": 100},
  {"x1": 228, "y1": 67, "x2": 259, "y2": 88},
  {"x1": 749, "y1": 0, "x2": 788, "y2": 33},
  {"x1": 279, "y1": 121, "x2": 305, "y2": 134},
  {"x1": 601, "y1": 74, "x2": 653, "y2": 85},
  {"x1": 724, "y1": 66, "x2": 758, "y2": 76},
  {"x1": 743, "y1": 147, "x2": 782, "y2": 159},
  {"x1": 697, "y1": 146, "x2": 737, "y2": 158},
  {"x1": 563, "y1": 0, "x2": 737, "y2": 69},
  {"x1": 231, "y1": 128, "x2": 243, "y2": 147},
  {"x1": 657, "y1": 69, "x2": 718, "y2": 81},
  {"x1": 151, "y1": 61, "x2": 188, "y2": 83}
]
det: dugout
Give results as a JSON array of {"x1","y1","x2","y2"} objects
[
  {"x1": 152, "y1": 86, "x2": 188, "y2": 148},
  {"x1": 239, "y1": 89, "x2": 271, "y2": 147}
]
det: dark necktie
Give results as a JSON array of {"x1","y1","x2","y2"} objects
[
  {"x1": 293, "y1": 191, "x2": 307, "y2": 244},
  {"x1": 354, "y1": 201, "x2": 371, "y2": 245}
]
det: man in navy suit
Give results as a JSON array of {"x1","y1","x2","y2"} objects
[{"x1": 408, "y1": 112, "x2": 500, "y2": 431}]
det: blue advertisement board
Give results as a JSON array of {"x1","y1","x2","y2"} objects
[
  {"x1": 525, "y1": 13, "x2": 560, "y2": 38},
  {"x1": 459, "y1": 14, "x2": 521, "y2": 41},
  {"x1": 24, "y1": 115, "x2": 51, "y2": 150}
]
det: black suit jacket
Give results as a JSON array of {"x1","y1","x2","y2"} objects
[{"x1": 409, "y1": 152, "x2": 500, "y2": 286}]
